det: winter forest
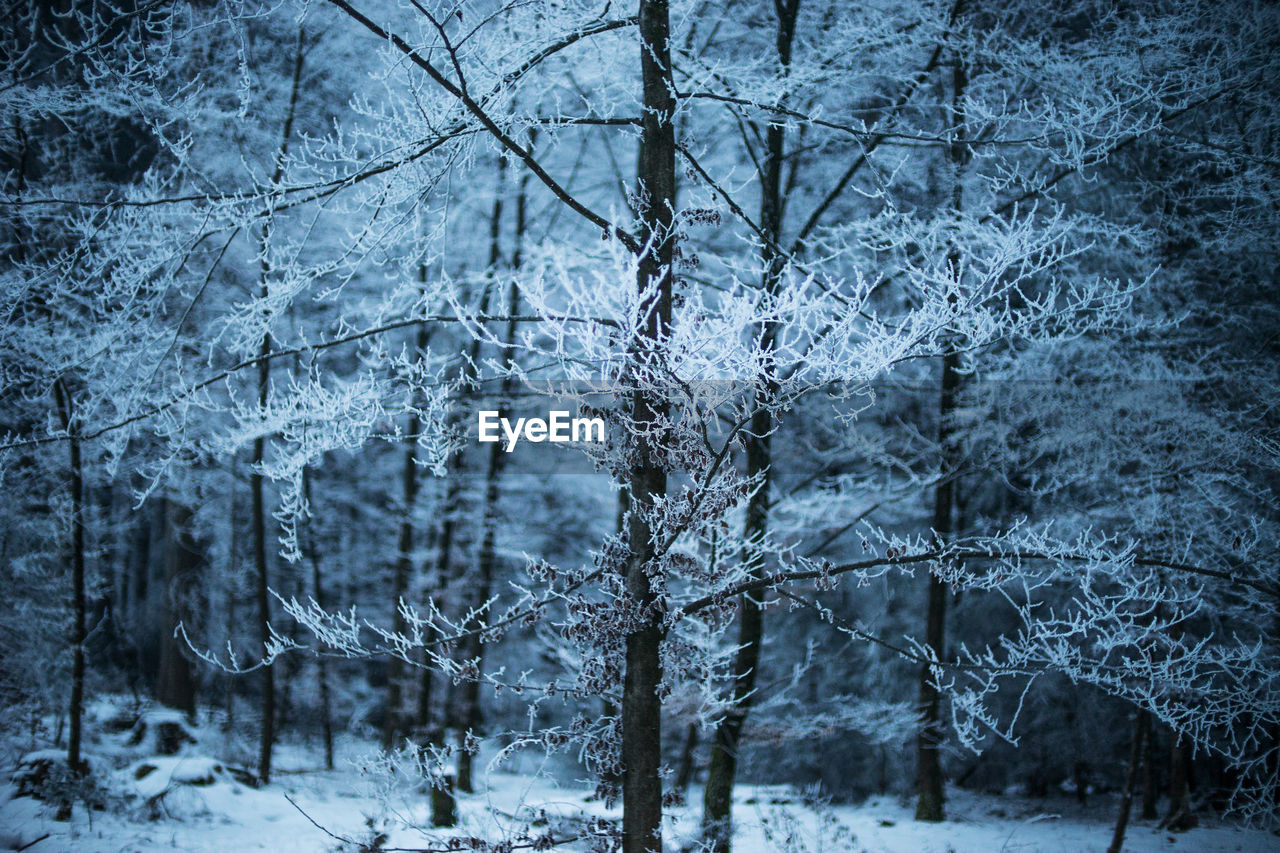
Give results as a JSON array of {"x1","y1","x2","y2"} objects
[{"x1": 2, "y1": 0, "x2": 1279, "y2": 851}]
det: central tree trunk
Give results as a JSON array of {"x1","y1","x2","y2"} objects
[
  {"x1": 623, "y1": 2, "x2": 675, "y2": 851},
  {"x1": 915, "y1": 27, "x2": 968, "y2": 823},
  {"x1": 54, "y1": 380, "x2": 86, "y2": 779},
  {"x1": 914, "y1": 349, "x2": 958, "y2": 822},
  {"x1": 252, "y1": 361, "x2": 275, "y2": 786}
]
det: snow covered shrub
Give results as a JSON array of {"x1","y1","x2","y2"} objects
[{"x1": 12, "y1": 750, "x2": 115, "y2": 819}]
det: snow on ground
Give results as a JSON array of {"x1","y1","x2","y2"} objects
[{"x1": 1, "y1": 731, "x2": 1275, "y2": 853}]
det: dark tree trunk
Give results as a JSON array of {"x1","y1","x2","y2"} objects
[
  {"x1": 674, "y1": 722, "x2": 699, "y2": 799},
  {"x1": 417, "y1": 463, "x2": 461, "y2": 741},
  {"x1": 384, "y1": 405, "x2": 422, "y2": 750},
  {"x1": 54, "y1": 380, "x2": 86, "y2": 778},
  {"x1": 251, "y1": 34, "x2": 304, "y2": 786},
  {"x1": 429, "y1": 721, "x2": 458, "y2": 828},
  {"x1": 1162, "y1": 732, "x2": 1197, "y2": 830},
  {"x1": 916, "y1": 32, "x2": 968, "y2": 823},
  {"x1": 156, "y1": 499, "x2": 198, "y2": 737},
  {"x1": 1141, "y1": 719, "x2": 1159, "y2": 819},
  {"x1": 1108, "y1": 709, "x2": 1150, "y2": 853},
  {"x1": 454, "y1": 160, "x2": 514, "y2": 793},
  {"x1": 621, "y1": 0, "x2": 676, "y2": 839},
  {"x1": 419, "y1": 323, "x2": 484, "y2": 815},
  {"x1": 252, "y1": 380, "x2": 275, "y2": 786},
  {"x1": 251, "y1": 231, "x2": 277, "y2": 786},
  {"x1": 223, "y1": 484, "x2": 238, "y2": 733},
  {"x1": 301, "y1": 468, "x2": 334, "y2": 770},
  {"x1": 622, "y1": 3, "x2": 676, "y2": 851},
  {"x1": 915, "y1": 348, "x2": 960, "y2": 823},
  {"x1": 701, "y1": 6, "x2": 796, "y2": 852}
]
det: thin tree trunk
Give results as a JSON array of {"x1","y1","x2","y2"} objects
[
  {"x1": 623, "y1": 2, "x2": 675, "y2": 850},
  {"x1": 251, "y1": 31, "x2": 305, "y2": 787},
  {"x1": 384, "y1": 402, "x2": 422, "y2": 750},
  {"x1": 1108, "y1": 709, "x2": 1150, "y2": 853},
  {"x1": 916, "y1": 355, "x2": 959, "y2": 823},
  {"x1": 420, "y1": 310, "x2": 484, "y2": 819},
  {"x1": 429, "y1": 721, "x2": 458, "y2": 827},
  {"x1": 156, "y1": 499, "x2": 198, "y2": 738},
  {"x1": 915, "y1": 28, "x2": 968, "y2": 823},
  {"x1": 424, "y1": 447, "x2": 463, "y2": 830},
  {"x1": 701, "y1": 5, "x2": 796, "y2": 851},
  {"x1": 1162, "y1": 731, "x2": 1197, "y2": 830},
  {"x1": 455, "y1": 161, "x2": 517, "y2": 793},
  {"x1": 597, "y1": 492, "x2": 629, "y2": 801},
  {"x1": 1141, "y1": 706, "x2": 1159, "y2": 820},
  {"x1": 381, "y1": 297, "x2": 432, "y2": 751},
  {"x1": 301, "y1": 467, "x2": 334, "y2": 770},
  {"x1": 54, "y1": 380, "x2": 86, "y2": 779},
  {"x1": 252, "y1": 372, "x2": 275, "y2": 785},
  {"x1": 224, "y1": 480, "x2": 238, "y2": 733},
  {"x1": 418, "y1": 463, "x2": 461, "y2": 740},
  {"x1": 674, "y1": 722, "x2": 699, "y2": 800}
]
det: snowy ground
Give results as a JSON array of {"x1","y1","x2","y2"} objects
[{"x1": 2, "y1": 740, "x2": 1275, "y2": 853}]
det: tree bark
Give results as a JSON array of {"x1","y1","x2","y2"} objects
[
  {"x1": 384, "y1": 401, "x2": 422, "y2": 750},
  {"x1": 429, "y1": 720, "x2": 458, "y2": 828},
  {"x1": 156, "y1": 500, "x2": 198, "y2": 726},
  {"x1": 621, "y1": 3, "x2": 676, "y2": 851},
  {"x1": 1141, "y1": 710, "x2": 1159, "y2": 819},
  {"x1": 54, "y1": 380, "x2": 86, "y2": 778},
  {"x1": 454, "y1": 159, "x2": 514, "y2": 793},
  {"x1": 301, "y1": 467, "x2": 334, "y2": 770},
  {"x1": 1107, "y1": 708, "x2": 1150, "y2": 853},
  {"x1": 1162, "y1": 731, "x2": 1197, "y2": 830},
  {"x1": 701, "y1": 4, "x2": 796, "y2": 851},
  {"x1": 419, "y1": 317, "x2": 484, "y2": 815},
  {"x1": 674, "y1": 722, "x2": 699, "y2": 800},
  {"x1": 251, "y1": 33, "x2": 305, "y2": 786},
  {"x1": 915, "y1": 28, "x2": 968, "y2": 823},
  {"x1": 915, "y1": 352, "x2": 959, "y2": 823},
  {"x1": 252, "y1": 360, "x2": 275, "y2": 785}
]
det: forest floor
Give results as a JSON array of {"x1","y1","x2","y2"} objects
[{"x1": 2, "y1": 734, "x2": 1276, "y2": 853}]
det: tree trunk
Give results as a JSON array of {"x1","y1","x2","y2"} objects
[
  {"x1": 418, "y1": 463, "x2": 461, "y2": 739},
  {"x1": 384, "y1": 403, "x2": 422, "y2": 750},
  {"x1": 429, "y1": 722, "x2": 458, "y2": 828},
  {"x1": 301, "y1": 467, "x2": 334, "y2": 770},
  {"x1": 54, "y1": 380, "x2": 86, "y2": 778},
  {"x1": 251, "y1": 226, "x2": 277, "y2": 786},
  {"x1": 251, "y1": 34, "x2": 304, "y2": 786},
  {"x1": 622, "y1": 2, "x2": 675, "y2": 850},
  {"x1": 1108, "y1": 709, "x2": 1149, "y2": 853},
  {"x1": 916, "y1": 30, "x2": 968, "y2": 823},
  {"x1": 701, "y1": 5, "x2": 796, "y2": 851},
  {"x1": 674, "y1": 722, "x2": 699, "y2": 800},
  {"x1": 156, "y1": 499, "x2": 198, "y2": 749},
  {"x1": 252, "y1": 376, "x2": 275, "y2": 785},
  {"x1": 915, "y1": 348, "x2": 960, "y2": 822},
  {"x1": 454, "y1": 403, "x2": 504, "y2": 793},
  {"x1": 419, "y1": 324, "x2": 484, "y2": 814},
  {"x1": 250, "y1": 243, "x2": 276, "y2": 785},
  {"x1": 1141, "y1": 717, "x2": 1159, "y2": 819},
  {"x1": 454, "y1": 159, "x2": 514, "y2": 793},
  {"x1": 1162, "y1": 731, "x2": 1197, "y2": 830}
]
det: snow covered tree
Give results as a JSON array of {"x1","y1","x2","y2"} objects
[{"x1": 1, "y1": 0, "x2": 1277, "y2": 850}]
